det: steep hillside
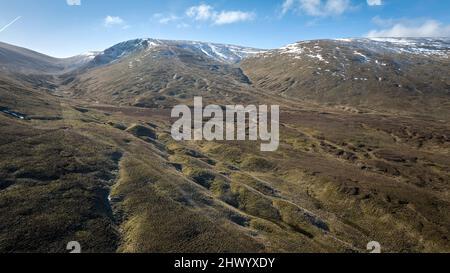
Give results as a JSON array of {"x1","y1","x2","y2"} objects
[
  {"x1": 88, "y1": 38, "x2": 264, "y2": 67},
  {"x1": 61, "y1": 39, "x2": 265, "y2": 107},
  {"x1": 241, "y1": 38, "x2": 450, "y2": 120},
  {"x1": 0, "y1": 42, "x2": 95, "y2": 75}
]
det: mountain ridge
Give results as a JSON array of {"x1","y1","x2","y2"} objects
[
  {"x1": 2, "y1": 37, "x2": 449, "y2": 118},
  {"x1": 2, "y1": 36, "x2": 450, "y2": 62},
  {"x1": 241, "y1": 37, "x2": 450, "y2": 120},
  {"x1": 2, "y1": 37, "x2": 449, "y2": 73}
]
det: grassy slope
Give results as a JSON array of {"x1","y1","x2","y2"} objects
[
  {"x1": 1, "y1": 42, "x2": 449, "y2": 252},
  {"x1": 241, "y1": 40, "x2": 450, "y2": 121},
  {"x1": 1, "y1": 87, "x2": 449, "y2": 252}
]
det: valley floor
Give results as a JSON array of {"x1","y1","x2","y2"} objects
[{"x1": 1, "y1": 87, "x2": 449, "y2": 253}]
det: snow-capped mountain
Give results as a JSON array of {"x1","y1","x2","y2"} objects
[
  {"x1": 338, "y1": 38, "x2": 450, "y2": 57},
  {"x1": 60, "y1": 51, "x2": 101, "y2": 70},
  {"x1": 259, "y1": 38, "x2": 450, "y2": 63},
  {"x1": 92, "y1": 39, "x2": 151, "y2": 66},
  {"x1": 91, "y1": 38, "x2": 266, "y2": 66},
  {"x1": 79, "y1": 51, "x2": 100, "y2": 60},
  {"x1": 176, "y1": 40, "x2": 266, "y2": 63},
  {"x1": 241, "y1": 37, "x2": 450, "y2": 117},
  {"x1": 0, "y1": 41, "x2": 100, "y2": 75}
]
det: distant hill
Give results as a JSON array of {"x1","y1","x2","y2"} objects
[
  {"x1": 0, "y1": 42, "x2": 96, "y2": 75},
  {"x1": 60, "y1": 39, "x2": 266, "y2": 108},
  {"x1": 241, "y1": 38, "x2": 450, "y2": 119}
]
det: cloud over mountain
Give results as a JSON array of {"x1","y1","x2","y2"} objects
[
  {"x1": 186, "y1": 4, "x2": 255, "y2": 25},
  {"x1": 367, "y1": 20, "x2": 450, "y2": 37},
  {"x1": 104, "y1": 15, "x2": 126, "y2": 27}
]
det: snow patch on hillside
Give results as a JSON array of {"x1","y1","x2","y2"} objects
[
  {"x1": 92, "y1": 38, "x2": 266, "y2": 65},
  {"x1": 335, "y1": 38, "x2": 450, "y2": 58},
  {"x1": 277, "y1": 42, "x2": 329, "y2": 63}
]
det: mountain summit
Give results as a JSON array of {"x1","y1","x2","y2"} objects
[
  {"x1": 241, "y1": 37, "x2": 450, "y2": 119},
  {"x1": 91, "y1": 38, "x2": 266, "y2": 66}
]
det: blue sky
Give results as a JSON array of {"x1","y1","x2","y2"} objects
[{"x1": 0, "y1": 0, "x2": 449, "y2": 57}]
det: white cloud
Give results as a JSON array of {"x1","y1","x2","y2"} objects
[
  {"x1": 186, "y1": 4, "x2": 216, "y2": 21},
  {"x1": 367, "y1": 0, "x2": 382, "y2": 6},
  {"x1": 282, "y1": 0, "x2": 295, "y2": 14},
  {"x1": 66, "y1": 0, "x2": 81, "y2": 6},
  {"x1": 104, "y1": 16, "x2": 126, "y2": 27},
  {"x1": 324, "y1": 0, "x2": 351, "y2": 15},
  {"x1": 153, "y1": 13, "x2": 181, "y2": 24},
  {"x1": 186, "y1": 4, "x2": 255, "y2": 25},
  {"x1": 214, "y1": 11, "x2": 256, "y2": 25},
  {"x1": 367, "y1": 20, "x2": 450, "y2": 37},
  {"x1": 282, "y1": 0, "x2": 352, "y2": 16}
]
